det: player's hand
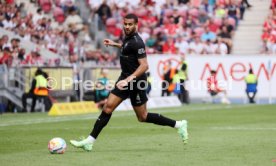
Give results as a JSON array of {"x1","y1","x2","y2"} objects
[
  {"x1": 103, "y1": 39, "x2": 115, "y2": 47},
  {"x1": 126, "y1": 75, "x2": 136, "y2": 82},
  {"x1": 116, "y1": 79, "x2": 128, "y2": 90}
]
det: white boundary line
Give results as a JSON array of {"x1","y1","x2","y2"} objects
[
  {"x1": 0, "y1": 105, "x2": 254, "y2": 127},
  {"x1": 106, "y1": 126, "x2": 276, "y2": 131},
  {"x1": 210, "y1": 127, "x2": 276, "y2": 131}
]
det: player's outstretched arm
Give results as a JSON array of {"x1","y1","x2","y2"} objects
[{"x1": 103, "y1": 39, "x2": 122, "y2": 48}]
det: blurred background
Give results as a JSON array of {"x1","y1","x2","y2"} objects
[{"x1": 0, "y1": 0, "x2": 275, "y2": 114}]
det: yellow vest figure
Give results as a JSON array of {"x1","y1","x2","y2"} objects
[
  {"x1": 178, "y1": 61, "x2": 188, "y2": 80},
  {"x1": 245, "y1": 69, "x2": 258, "y2": 103},
  {"x1": 173, "y1": 73, "x2": 181, "y2": 84},
  {"x1": 34, "y1": 75, "x2": 48, "y2": 96},
  {"x1": 245, "y1": 74, "x2": 257, "y2": 84}
]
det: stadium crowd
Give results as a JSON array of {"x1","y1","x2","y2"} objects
[
  {"x1": 0, "y1": 0, "x2": 250, "y2": 68},
  {"x1": 0, "y1": 0, "x2": 117, "y2": 67},
  {"x1": 261, "y1": 0, "x2": 276, "y2": 54},
  {"x1": 95, "y1": 0, "x2": 250, "y2": 55}
]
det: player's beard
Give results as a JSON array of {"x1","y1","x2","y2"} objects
[{"x1": 124, "y1": 27, "x2": 136, "y2": 36}]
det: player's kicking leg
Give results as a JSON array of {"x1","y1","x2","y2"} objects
[
  {"x1": 70, "y1": 93, "x2": 123, "y2": 151},
  {"x1": 132, "y1": 103, "x2": 188, "y2": 144}
]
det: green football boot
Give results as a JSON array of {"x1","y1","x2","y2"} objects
[
  {"x1": 70, "y1": 137, "x2": 93, "y2": 151},
  {"x1": 177, "y1": 120, "x2": 188, "y2": 144}
]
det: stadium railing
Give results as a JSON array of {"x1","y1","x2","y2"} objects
[{"x1": 0, "y1": 64, "x2": 8, "y2": 89}]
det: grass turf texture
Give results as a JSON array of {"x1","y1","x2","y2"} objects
[{"x1": 0, "y1": 104, "x2": 276, "y2": 166}]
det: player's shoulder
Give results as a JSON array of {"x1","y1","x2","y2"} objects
[
  {"x1": 133, "y1": 33, "x2": 144, "y2": 44},
  {"x1": 131, "y1": 38, "x2": 145, "y2": 52}
]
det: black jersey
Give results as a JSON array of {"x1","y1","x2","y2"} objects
[{"x1": 120, "y1": 32, "x2": 147, "y2": 79}]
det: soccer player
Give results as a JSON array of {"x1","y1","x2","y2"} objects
[{"x1": 70, "y1": 14, "x2": 188, "y2": 151}]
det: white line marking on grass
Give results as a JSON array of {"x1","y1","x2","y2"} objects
[
  {"x1": 74, "y1": 126, "x2": 276, "y2": 131},
  {"x1": 0, "y1": 105, "x2": 254, "y2": 127},
  {"x1": 211, "y1": 127, "x2": 276, "y2": 131}
]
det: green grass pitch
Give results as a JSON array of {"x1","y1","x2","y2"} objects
[{"x1": 1, "y1": 104, "x2": 276, "y2": 166}]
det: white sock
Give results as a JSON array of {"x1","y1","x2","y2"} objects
[
  {"x1": 174, "y1": 121, "x2": 183, "y2": 128},
  {"x1": 85, "y1": 135, "x2": 96, "y2": 144}
]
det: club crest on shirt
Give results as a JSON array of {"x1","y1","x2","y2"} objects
[{"x1": 138, "y1": 48, "x2": 145, "y2": 54}]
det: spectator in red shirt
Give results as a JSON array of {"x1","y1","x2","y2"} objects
[
  {"x1": 5, "y1": 0, "x2": 14, "y2": 5},
  {"x1": 208, "y1": 19, "x2": 220, "y2": 33},
  {"x1": 272, "y1": 0, "x2": 276, "y2": 9},
  {"x1": 162, "y1": 37, "x2": 177, "y2": 54},
  {"x1": 207, "y1": 70, "x2": 221, "y2": 93},
  {"x1": 164, "y1": 16, "x2": 178, "y2": 36},
  {"x1": 216, "y1": 0, "x2": 229, "y2": 6},
  {"x1": 0, "y1": 47, "x2": 13, "y2": 67},
  {"x1": 24, "y1": 49, "x2": 43, "y2": 65},
  {"x1": 207, "y1": 70, "x2": 230, "y2": 104},
  {"x1": 262, "y1": 29, "x2": 270, "y2": 42}
]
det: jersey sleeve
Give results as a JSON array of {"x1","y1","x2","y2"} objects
[{"x1": 134, "y1": 40, "x2": 147, "y2": 59}]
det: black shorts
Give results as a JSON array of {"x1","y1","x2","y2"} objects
[{"x1": 111, "y1": 75, "x2": 148, "y2": 106}]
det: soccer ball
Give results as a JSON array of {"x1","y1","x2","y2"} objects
[{"x1": 48, "y1": 137, "x2": 67, "y2": 154}]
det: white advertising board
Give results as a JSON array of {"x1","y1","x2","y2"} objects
[
  {"x1": 147, "y1": 55, "x2": 276, "y2": 99},
  {"x1": 116, "y1": 96, "x2": 182, "y2": 111}
]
